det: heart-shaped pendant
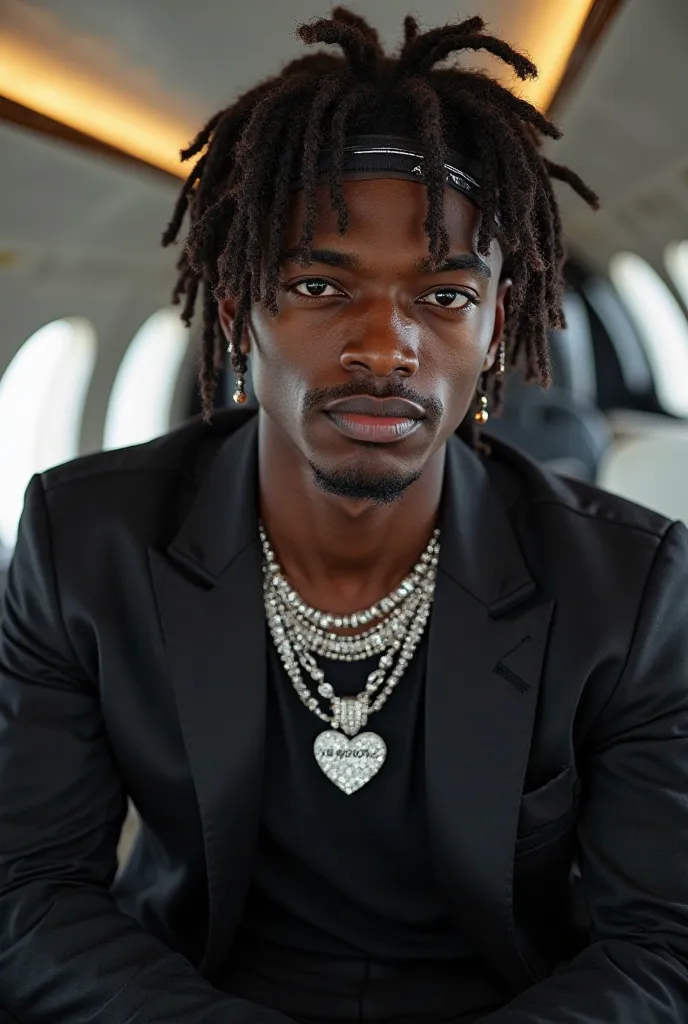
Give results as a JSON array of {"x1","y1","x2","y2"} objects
[{"x1": 314, "y1": 730, "x2": 387, "y2": 794}]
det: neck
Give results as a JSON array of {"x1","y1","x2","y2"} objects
[{"x1": 257, "y1": 410, "x2": 445, "y2": 614}]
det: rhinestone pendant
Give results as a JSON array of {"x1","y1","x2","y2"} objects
[{"x1": 314, "y1": 730, "x2": 387, "y2": 794}]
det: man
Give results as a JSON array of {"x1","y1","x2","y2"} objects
[{"x1": 1, "y1": 9, "x2": 688, "y2": 1023}]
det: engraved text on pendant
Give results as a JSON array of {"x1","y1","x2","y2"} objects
[{"x1": 314, "y1": 730, "x2": 387, "y2": 794}]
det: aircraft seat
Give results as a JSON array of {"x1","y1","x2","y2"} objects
[
  {"x1": 484, "y1": 382, "x2": 611, "y2": 481},
  {"x1": 597, "y1": 435, "x2": 688, "y2": 522}
]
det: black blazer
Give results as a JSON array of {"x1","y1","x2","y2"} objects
[{"x1": 1, "y1": 409, "x2": 688, "y2": 1024}]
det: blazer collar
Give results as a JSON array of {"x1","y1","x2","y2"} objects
[
  {"x1": 438, "y1": 431, "x2": 537, "y2": 615},
  {"x1": 166, "y1": 414, "x2": 260, "y2": 583},
  {"x1": 165, "y1": 412, "x2": 537, "y2": 612}
]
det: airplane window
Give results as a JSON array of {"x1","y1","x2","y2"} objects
[
  {"x1": 0, "y1": 318, "x2": 96, "y2": 550},
  {"x1": 102, "y1": 308, "x2": 191, "y2": 451},
  {"x1": 665, "y1": 241, "x2": 688, "y2": 311},
  {"x1": 609, "y1": 253, "x2": 688, "y2": 418}
]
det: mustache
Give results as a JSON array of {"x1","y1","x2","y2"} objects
[{"x1": 303, "y1": 379, "x2": 443, "y2": 425}]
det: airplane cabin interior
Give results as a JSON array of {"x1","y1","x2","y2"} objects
[{"x1": 1, "y1": 0, "x2": 688, "y2": 865}]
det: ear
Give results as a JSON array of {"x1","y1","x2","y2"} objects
[
  {"x1": 482, "y1": 278, "x2": 512, "y2": 372},
  {"x1": 218, "y1": 296, "x2": 251, "y2": 354}
]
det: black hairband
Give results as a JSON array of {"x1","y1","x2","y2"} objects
[{"x1": 292, "y1": 134, "x2": 484, "y2": 208}]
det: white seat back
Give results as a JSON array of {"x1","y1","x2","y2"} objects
[{"x1": 598, "y1": 436, "x2": 688, "y2": 522}]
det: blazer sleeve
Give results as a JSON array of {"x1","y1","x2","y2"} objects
[
  {"x1": 479, "y1": 519, "x2": 688, "y2": 1023},
  {"x1": 0, "y1": 475, "x2": 294, "y2": 1024}
]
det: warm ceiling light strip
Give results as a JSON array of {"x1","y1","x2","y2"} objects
[
  {"x1": 0, "y1": 34, "x2": 191, "y2": 178},
  {"x1": 516, "y1": 0, "x2": 598, "y2": 110},
  {"x1": 1, "y1": 0, "x2": 598, "y2": 179}
]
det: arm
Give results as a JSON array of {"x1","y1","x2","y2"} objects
[
  {"x1": 479, "y1": 520, "x2": 688, "y2": 1022},
  {"x1": 0, "y1": 475, "x2": 294, "y2": 1024}
]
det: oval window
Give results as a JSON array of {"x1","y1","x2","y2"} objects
[
  {"x1": 0, "y1": 318, "x2": 96, "y2": 549},
  {"x1": 609, "y1": 252, "x2": 688, "y2": 418},
  {"x1": 665, "y1": 241, "x2": 688, "y2": 311},
  {"x1": 103, "y1": 308, "x2": 191, "y2": 451}
]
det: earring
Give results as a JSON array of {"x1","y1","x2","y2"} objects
[
  {"x1": 497, "y1": 341, "x2": 506, "y2": 376},
  {"x1": 474, "y1": 371, "x2": 490, "y2": 423},
  {"x1": 474, "y1": 390, "x2": 489, "y2": 424},
  {"x1": 228, "y1": 343, "x2": 248, "y2": 405},
  {"x1": 233, "y1": 373, "x2": 247, "y2": 405}
]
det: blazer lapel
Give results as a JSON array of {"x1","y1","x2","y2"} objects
[
  {"x1": 149, "y1": 415, "x2": 264, "y2": 977},
  {"x1": 426, "y1": 436, "x2": 554, "y2": 991}
]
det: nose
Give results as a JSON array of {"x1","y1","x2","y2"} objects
[{"x1": 340, "y1": 304, "x2": 420, "y2": 379}]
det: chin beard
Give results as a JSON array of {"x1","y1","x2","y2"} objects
[{"x1": 310, "y1": 461, "x2": 421, "y2": 505}]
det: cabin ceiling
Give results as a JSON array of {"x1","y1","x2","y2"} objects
[
  {"x1": 1, "y1": 0, "x2": 687, "y2": 278},
  {"x1": 551, "y1": 0, "x2": 688, "y2": 273},
  {"x1": 1, "y1": 0, "x2": 577, "y2": 121}
]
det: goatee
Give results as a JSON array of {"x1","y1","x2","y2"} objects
[{"x1": 310, "y1": 462, "x2": 421, "y2": 505}]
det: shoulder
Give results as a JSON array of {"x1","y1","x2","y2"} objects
[
  {"x1": 486, "y1": 435, "x2": 676, "y2": 539},
  {"x1": 484, "y1": 437, "x2": 687, "y2": 587},
  {"x1": 37, "y1": 408, "x2": 256, "y2": 547},
  {"x1": 41, "y1": 408, "x2": 254, "y2": 494}
]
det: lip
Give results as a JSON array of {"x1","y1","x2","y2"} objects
[
  {"x1": 322, "y1": 395, "x2": 426, "y2": 444},
  {"x1": 323, "y1": 395, "x2": 426, "y2": 419},
  {"x1": 324, "y1": 412, "x2": 423, "y2": 444}
]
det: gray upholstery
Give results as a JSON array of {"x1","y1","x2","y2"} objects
[{"x1": 484, "y1": 381, "x2": 611, "y2": 482}]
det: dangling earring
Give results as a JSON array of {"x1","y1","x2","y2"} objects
[
  {"x1": 474, "y1": 373, "x2": 489, "y2": 424},
  {"x1": 228, "y1": 343, "x2": 248, "y2": 405},
  {"x1": 474, "y1": 342, "x2": 505, "y2": 424},
  {"x1": 474, "y1": 389, "x2": 489, "y2": 424},
  {"x1": 233, "y1": 371, "x2": 247, "y2": 405}
]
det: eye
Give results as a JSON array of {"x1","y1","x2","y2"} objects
[
  {"x1": 419, "y1": 288, "x2": 475, "y2": 311},
  {"x1": 291, "y1": 278, "x2": 344, "y2": 298}
]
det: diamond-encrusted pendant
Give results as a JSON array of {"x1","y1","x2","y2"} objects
[{"x1": 314, "y1": 730, "x2": 387, "y2": 794}]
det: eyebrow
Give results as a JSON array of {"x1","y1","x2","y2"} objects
[
  {"x1": 280, "y1": 246, "x2": 491, "y2": 279},
  {"x1": 280, "y1": 247, "x2": 361, "y2": 270},
  {"x1": 417, "y1": 253, "x2": 491, "y2": 279}
]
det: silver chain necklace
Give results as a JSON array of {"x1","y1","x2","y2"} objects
[{"x1": 260, "y1": 524, "x2": 440, "y2": 794}]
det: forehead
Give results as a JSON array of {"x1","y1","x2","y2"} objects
[{"x1": 282, "y1": 177, "x2": 498, "y2": 266}]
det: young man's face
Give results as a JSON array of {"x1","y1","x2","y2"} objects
[{"x1": 220, "y1": 177, "x2": 510, "y2": 500}]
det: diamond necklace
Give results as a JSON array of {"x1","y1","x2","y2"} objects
[{"x1": 260, "y1": 524, "x2": 440, "y2": 794}]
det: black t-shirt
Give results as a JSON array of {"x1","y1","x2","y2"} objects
[{"x1": 235, "y1": 630, "x2": 471, "y2": 959}]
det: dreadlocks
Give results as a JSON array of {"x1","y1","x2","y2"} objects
[{"x1": 162, "y1": 8, "x2": 599, "y2": 438}]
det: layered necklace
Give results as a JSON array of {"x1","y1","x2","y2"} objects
[{"x1": 260, "y1": 524, "x2": 440, "y2": 794}]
